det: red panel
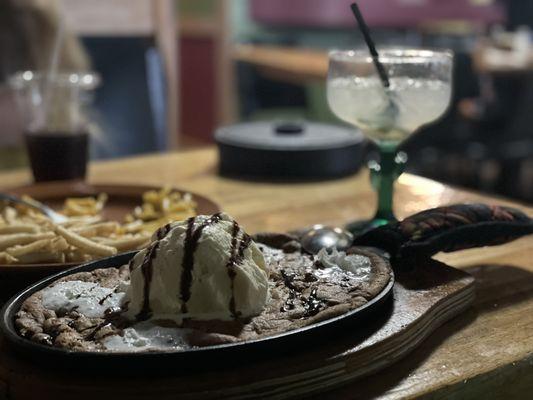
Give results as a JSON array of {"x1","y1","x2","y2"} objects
[{"x1": 179, "y1": 37, "x2": 216, "y2": 141}]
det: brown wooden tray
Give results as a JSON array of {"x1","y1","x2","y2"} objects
[
  {"x1": 0, "y1": 258, "x2": 474, "y2": 399},
  {"x1": 0, "y1": 181, "x2": 220, "y2": 301}
]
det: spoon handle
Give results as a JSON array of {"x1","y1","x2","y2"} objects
[{"x1": 0, "y1": 193, "x2": 66, "y2": 223}]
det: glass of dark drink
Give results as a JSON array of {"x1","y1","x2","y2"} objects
[{"x1": 9, "y1": 71, "x2": 100, "y2": 182}]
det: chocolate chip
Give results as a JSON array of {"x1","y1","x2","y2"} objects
[
  {"x1": 31, "y1": 333, "x2": 53, "y2": 345},
  {"x1": 304, "y1": 272, "x2": 318, "y2": 282}
]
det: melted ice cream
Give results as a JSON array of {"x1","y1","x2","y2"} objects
[
  {"x1": 102, "y1": 322, "x2": 191, "y2": 352},
  {"x1": 314, "y1": 248, "x2": 372, "y2": 282},
  {"x1": 41, "y1": 281, "x2": 126, "y2": 318}
]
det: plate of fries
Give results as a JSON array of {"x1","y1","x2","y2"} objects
[{"x1": 0, "y1": 181, "x2": 219, "y2": 299}]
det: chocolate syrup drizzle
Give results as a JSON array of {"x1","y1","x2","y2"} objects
[
  {"x1": 85, "y1": 321, "x2": 113, "y2": 341},
  {"x1": 132, "y1": 221, "x2": 176, "y2": 321},
  {"x1": 179, "y1": 213, "x2": 222, "y2": 314},
  {"x1": 135, "y1": 242, "x2": 160, "y2": 321},
  {"x1": 74, "y1": 285, "x2": 96, "y2": 299},
  {"x1": 225, "y1": 220, "x2": 252, "y2": 318},
  {"x1": 155, "y1": 223, "x2": 172, "y2": 241},
  {"x1": 98, "y1": 286, "x2": 118, "y2": 306}
]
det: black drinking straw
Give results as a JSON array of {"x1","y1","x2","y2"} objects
[{"x1": 350, "y1": 3, "x2": 391, "y2": 88}]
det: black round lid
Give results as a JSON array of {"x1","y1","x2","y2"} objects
[{"x1": 215, "y1": 121, "x2": 364, "y2": 151}]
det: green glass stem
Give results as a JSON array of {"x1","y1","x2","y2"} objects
[
  {"x1": 373, "y1": 144, "x2": 398, "y2": 223},
  {"x1": 346, "y1": 145, "x2": 406, "y2": 235}
]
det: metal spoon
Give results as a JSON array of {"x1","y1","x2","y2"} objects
[
  {"x1": 301, "y1": 225, "x2": 354, "y2": 254},
  {"x1": 0, "y1": 193, "x2": 68, "y2": 223},
  {"x1": 301, "y1": 224, "x2": 390, "y2": 259}
]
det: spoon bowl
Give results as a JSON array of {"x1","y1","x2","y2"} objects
[{"x1": 301, "y1": 225, "x2": 354, "y2": 254}]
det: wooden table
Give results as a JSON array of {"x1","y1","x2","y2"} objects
[
  {"x1": 1, "y1": 147, "x2": 532, "y2": 399},
  {"x1": 233, "y1": 44, "x2": 328, "y2": 84}
]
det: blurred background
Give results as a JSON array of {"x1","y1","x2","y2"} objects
[{"x1": 1, "y1": 0, "x2": 532, "y2": 202}]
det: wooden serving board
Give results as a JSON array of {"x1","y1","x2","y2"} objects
[{"x1": 0, "y1": 258, "x2": 474, "y2": 400}]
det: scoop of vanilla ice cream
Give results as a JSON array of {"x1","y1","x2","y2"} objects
[{"x1": 125, "y1": 213, "x2": 269, "y2": 322}]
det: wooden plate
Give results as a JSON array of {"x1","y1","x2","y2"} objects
[{"x1": 0, "y1": 181, "x2": 220, "y2": 301}]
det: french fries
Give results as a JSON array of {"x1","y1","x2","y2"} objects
[
  {"x1": 53, "y1": 225, "x2": 117, "y2": 257},
  {"x1": 0, "y1": 224, "x2": 39, "y2": 234},
  {"x1": 0, "y1": 187, "x2": 197, "y2": 265},
  {"x1": 0, "y1": 252, "x2": 17, "y2": 264},
  {"x1": 92, "y1": 235, "x2": 151, "y2": 252},
  {"x1": 0, "y1": 232, "x2": 56, "y2": 251},
  {"x1": 62, "y1": 194, "x2": 108, "y2": 217},
  {"x1": 6, "y1": 238, "x2": 54, "y2": 257},
  {"x1": 126, "y1": 186, "x2": 197, "y2": 225}
]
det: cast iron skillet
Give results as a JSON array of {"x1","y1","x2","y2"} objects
[{"x1": 0, "y1": 251, "x2": 394, "y2": 373}]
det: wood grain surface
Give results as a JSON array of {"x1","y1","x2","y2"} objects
[
  {"x1": 0, "y1": 259, "x2": 474, "y2": 400},
  {"x1": 0, "y1": 146, "x2": 532, "y2": 399}
]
